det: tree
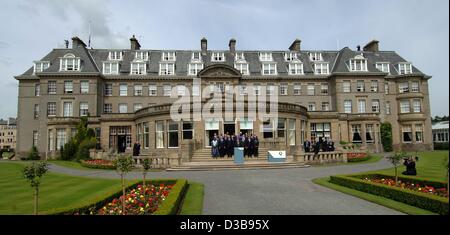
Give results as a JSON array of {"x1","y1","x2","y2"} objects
[
  {"x1": 380, "y1": 122, "x2": 393, "y2": 152},
  {"x1": 114, "y1": 156, "x2": 134, "y2": 215},
  {"x1": 142, "y1": 158, "x2": 152, "y2": 188},
  {"x1": 386, "y1": 152, "x2": 406, "y2": 185},
  {"x1": 22, "y1": 161, "x2": 49, "y2": 215}
]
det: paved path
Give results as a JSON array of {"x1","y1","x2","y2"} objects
[{"x1": 40, "y1": 156, "x2": 403, "y2": 215}]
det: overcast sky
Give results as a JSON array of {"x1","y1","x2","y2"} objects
[{"x1": 0, "y1": 0, "x2": 448, "y2": 119}]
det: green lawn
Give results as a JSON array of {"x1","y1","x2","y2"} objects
[
  {"x1": 49, "y1": 160, "x2": 162, "y2": 172},
  {"x1": 179, "y1": 182, "x2": 204, "y2": 215},
  {"x1": 313, "y1": 154, "x2": 383, "y2": 167}
]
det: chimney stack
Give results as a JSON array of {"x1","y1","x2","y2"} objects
[
  {"x1": 71, "y1": 36, "x2": 87, "y2": 49},
  {"x1": 130, "y1": 35, "x2": 141, "y2": 50},
  {"x1": 229, "y1": 38, "x2": 236, "y2": 54},
  {"x1": 357, "y1": 45, "x2": 361, "y2": 51},
  {"x1": 289, "y1": 39, "x2": 301, "y2": 51},
  {"x1": 201, "y1": 37, "x2": 207, "y2": 55},
  {"x1": 363, "y1": 40, "x2": 379, "y2": 52}
]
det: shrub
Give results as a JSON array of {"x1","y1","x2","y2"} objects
[
  {"x1": 347, "y1": 155, "x2": 371, "y2": 162},
  {"x1": 75, "y1": 137, "x2": 97, "y2": 161},
  {"x1": 380, "y1": 122, "x2": 393, "y2": 152},
  {"x1": 80, "y1": 159, "x2": 116, "y2": 170},
  {"x1": 61, "y1": 140, "x2": 78, "y2": 161},
  {"x1": 27, "y1": 146, "x2": 40, "y2": 160},
  {"x1": 330, "y1": 174, "x2": 449, "y2": 215},
  {"x1": 434, "y1": 142, "x2": 449, "y2": 150}
]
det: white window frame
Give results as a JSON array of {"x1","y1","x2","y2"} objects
[
  {"x1": 284, "y1": 52, "x2": 298, "y2": 61},
  {"x1": 130, "y1": 62, "x2": 146, "y2": 75},
  {"x1": 133, "y1": 103, "x2": 143, "y2": 112},
  {"x1": 159, "y1": 63, "x2": 175, "y2": 75},
  {"x1": 344, "y1": 100, "x2": 352, "y2": 113},
  {"x1": 307, "y1": 84, "x2": 315, "y2": 96},
  {"x1": 134, "y1": 84, "x2": 143, "y2": 96},
  {"x1": 64, "y1": 81, "x2": 73, "y2": 94},
  {"x1": 356, "y1": 80, "x2": 365, "y2": 92},
  {"x1": 119, "y1": 84, "x2": 128, "y2": 96},
  {"x1": 398, "y1": 82, "x2": 409, "y2": 93},
  {"x1": 309, "y1": 52, "x2": 323, "y2": 61},
  {"x1": 288, "y1": 63, "x2": 304, "y2": 75},
  {"x1": 348, "y1": 59, "x2": 368, "y2": 72},
  {"x1": 308, "y1": 102, "x2": 316, "y2": 111},
  {"x1": 80, "y1": 81, "x2": 89, "y2": 94},
  {"x1": 60, "y1": 54, "x2": 80, "y2": 71},
  {"x1": 235, "y1": 52, "x2": 245, "y2": 61},
  {"x1": 385, "y1": 102, "x2": 391, "y2": 114},
  {"x1": 259, "y1": 52, "x2": 273, "y2": 62},
  {"x1": 234, "y1": 62, "x2": 249, "y2": 75},
  {"x1": 400, "y1": 100, "x2": 410, "y2": 113},
  {"x1": 163, "y1": 85, "x2": 172, "y2": 96},
  {"x1": 321, "y1": 83, "x2": 328, "y2": 95},
  {"x1": 103, "y1": 62, "x2": 119, "y2": 75},
  {"x1": 188, "y1": 63, "x2": 204, "y2": 75},
  {"x1": 293, "y1": 83, "x2": 301, "y2": 95},
  {"x1": 79, "y1": 102, "x2": 89, "y2": 116},
  {"x1": 103, "y1": 103, "x2": 112, "y2": 114},
  {"x1": 413, "y1": 99, "x2": 421, "y2": 113},
  {"x1": 343, "y1": 81, "x2": 351, "y2": 93},
  {"x1": 371, "y1": 100, "x2": 380, "y2": 113},
  {"x1": 370, "y1": 80, "x2": 378, "y2": 92},
  {"x1": 33, "y1": 61, "x2": 50, "y2": 73},
  {"x1": 161, "y1": 52, "x2": 176, "y2": 61},
  {"x1": 135, "y1": 51, "x2": 148, "y2": 61},
  {"x1": 280, "y1": 83, "x2": 288, "y2": 95},
  {"x1": 376, "y1": 62, "x2": 390, "y2": 74},
  {"x1": 62, "y1": 101, "x2": 73, "y2": 117},
  {"x1": 211, "y1": 52, "x2": 225, "y2": 62},
  {"x1": 149, "y1": 84, "x2": 157, "y2": 96},
  {"x1": 398, "y1": 63, "x2": 412, "y2": 75},
  {"x1": 358, "y1": 99, "x2": 366, "y2": 113},
  {"x1": 322, "y1": 102, "x2": 330, "y2": 111},
  {"x1": 314, "y1": 62, "x2": 329, "y2": 75},
  {"x1": 108, "y1": 51, "x2": 123, "y2": 60},
  {"x1": 411, "y1": 81, "x2": 419, "y2": 92},
  {"x1": 48, "y1": 81, "x2": 57, "y2": 94},
  {"x1": 262, "y1": 63, "x2": 277, "y2": 75},
  {"x1": 118, "y1": 103, "x2": 128, "y2": 113},
  {"x1": 191, "y1": 51, "x2": 202, "y2": 61}
]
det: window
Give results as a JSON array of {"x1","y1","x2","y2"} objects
[
  {"x1": 34, "y1": 62, "x2": 50, "y2": 73},
  {"x1": 376, "y1": 63, "x2": 390, "y2": 73},
  {"x1": 130, "y1": 62, "x2": 146, "y2": 75},
  {"x1": 108, "y1": 51, "x2": 123, "y2": 60},
  {"x1": 177, "y1": 85, "x2": 186, "y2": 96},
  {"x1": 182, "y1": 122, "x2": 193, "y2": 139},
  {"x1": 356, "y1": 80, "x2": 365, "y2": 92},
  {"x1": 64, "y1": 81, "x2": 73, "y2": 94},
  {"x1": 118, "y1": 104, "x2": 128, "y2": 113},
  {"x1": 288, "y1": 63, "x2": 303, "y2": 75},
  {"x1": 159, "y1": 63, "x2": 175, "y2": 75},
  {"x1": 307, "y1": 84, "x2": 315, "y2": 95},
  {"x1": 135, "y1": 51, "x2": 148, "y2": 61},
  {"x1": 413, "y1": 99, "x2": 421, "y2": 113},
  {"x1": 47, "y1": 102, "x2": 56, "y2": 116},
  {"x1": 398, "y1": 63, "x2": 412, "y2": 75},
  {"x1": 163, "y1": 85, "x2": 172, "y2": 96},
  {"x1": 371, "y1": 100, "x2": 380, "y2": 113},
  {"x1": 211, "y1": 52, "x2": 225, "y2": 62},
  {"x1": 119, "y1": 84, "x2": 128, "y2": 96},
  {"x1": 63, "y1": 102, "x2": 73, "y2": 117},
  {"x1": 192, "y1": 52, "x2": 201, "y2": 61},
  {"x1": 266, "y1": 84, "x2": 275, "y2": 96},
  {"x1": 262, "y1": 63, "x2": 277, "y2": 75},
  {"x1": 314, "y1": 62, "x2": 329, "y2": 74},
  {"x1": 310, "y1": 123, "x2": 331, "y2": 141},
  {"x1": 80, "y1": 102, "x2": 89, "y2": 116},
  {"x1": 309, "y1": 52, "x2": 323, "y2": 61},
  {"x1": 103, "y1": 62, "x2": 119, "y2": 74},
  {"x1": 308, "y1": 102, "x2": 316, "y2": 111},
  {"x1": 149, "y1": 85, "x2": 157, "y2": 96},
  {"x1": 80, "y1": 81, "x2": 89, "y2": 94},
  {"x1": 234, "y1": 63, "x2": 249, "y2": 75},
  {"x1": 133, "y1": 103, "x2": 143, "y2": 112},
  {"x1": 60, "y1": 54, "x2": 80, "y2": 71},
  {"x1": 358, "y1": 99, "x2": 366, "y2": 113},
  {"x1": 104, "y1": 103, "x2": 112, "y2": 114},
  {"x1": 415, "y1": 124, "x2": 423, "y2": 142},
  {"x1": 366, "y1": 124, "x2": 374, "y2": 143},
  {"x1": 188, "y1": 63, "x2": 203, "y2": 75},
  {"x1": 192, "y1": 84, "x2": 200, "y2": 96},
  {"x1": 48, "y1": 81, "x2": 56, "y2": 94},
  {"x1": 156, "y1": 121, "x2": 164, "y2": 148},
  {"x1": 56, "y1": 129, "x2": 66, "y2": 150},
  {"x1": 162, "y1": 52, "x2": 176, "y2": 61},
  {"x1": 263, "y1": 120, "x2": 274, "y2": 139},
  {"x1": 235, "y1": 52, "x2": 245, "y2": 61},
  {"x1": 259, "y1": 52, "x2": 272, "y2": 61},
  {"x1": 134, "y1": 84, "x2": 143, "y2": 96},
  {"x1": 288, "y1": 119, "x2": 296, "y2": 146},
  {"x1": 402, "y1": 125, "x2": 413, "y2": 142},
  {"x1": 349, "y1": 59, "x2": 368, "y2": 71},
  {"x1": 32, "y1": 131, "x2": 39, "y2": 147},
  {"x1": 48, "y1": 130, "x2": 54, "y2": 151},
  {"x1": 385, "y1": 82, "x2": 389, "y2": 94},
  {"x1": 343, "y1": 81, "x2": 351, "y2": 93},
  {"x1": 35, "y1": 84, "x2": 40, "y2": 96},
  {"x1": 351, "y1": 124, "x2": 362, "y2": 143},
  {"x1": 104, "y1": 84, "x2": 113, "y2": 96},
  {"x1": 280, "y1": 83, "x2": 288, "y2": 95},
  {"x1": 411, "y1": 81, "x2": 419, "y2": 92},
  {"x1": 322, "y1": 102, "x2": 330, "y2": 111},
  {"x1": 321, "y1": 83, "x2": 328, "y2": 94},
  {"x1": 398, "y1": 82, "x2": 409, "y2": 93},
  {"x1": 34, "y1": 104, "x2": 39, "y2": 119},
  {"x1": 293, "y1": 83, "x2": 301, "y2": 95},
  {"x1": 344, "y1": 100, "x2": 352, "y2": 113},
  {"x1": 370, "y1": 80, "x2": 378, "y2": 92},
  {"x1": 277, "y1": 118, "x2": 286, "y2": 138},
  {"x1": 167, "y1": 121, "x2": 179, "y2": 148},
  {"x1": 284, "y1": 52, "x2": 298, "y2": 61},
  {"x1": 143, "y1": 122, "x2": 149, "y2": 148},
  {"x1": 253, "y1": 84, "x2": 261, "y2": 96},
  {"x1": 385, "y1": 102, "x2": 391, "y2": 115},
  {"x1": 400, "y1": 100, "x2": 410, "y2": 113}
]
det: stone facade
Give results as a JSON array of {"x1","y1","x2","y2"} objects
[{"x1": 0, "y1": 118, "x2": 17, "y2": 150}]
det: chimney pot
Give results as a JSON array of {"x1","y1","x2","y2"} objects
[
  {"x1": 357, "y1": 45, "x2": 361, "y2": 51},
  {"x1": 130, "y1": 35, "x2": 141, "y2": 50},
  {"x1": 201, "y1": 37, "x2": 207, "y2": 55},
  {"x1": 229, "y1": 38, "x2": 236, "y2": 54},
  {"x1": 289, "y1": 39, "x2": 301, "y2": 51}
]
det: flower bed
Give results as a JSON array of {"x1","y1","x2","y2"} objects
[
  {"x1": 97, "y1": 183, "x2": 174, "y2": 215},
  {"x1": 346, "y1": 152, "x2": 370, "y2": 162},
  {"x1": 80, "y1": 159, "x2": 115, "y2": 169}
]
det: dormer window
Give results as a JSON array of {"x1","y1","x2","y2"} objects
[
  {"x1": 103, "y1": 62, "x2": 119, "y2": 75},
  {"x1": 259, "y1": 52, "x2": 272, "y2": 61},
  {"x1": 235, "y1": 52, "x2": 245, "y2": 61},
  {"x1": 348, "y1": 55, "x2": 368, "y2": 72},
  {"x1": 60, "y1": 53, "x2": 80, "y2": 71},
  {"x1": 288, "y1": 62, "x2": 304, "y2": 75},
  {"x1": 34, "y1": 61, "x2": 50, "y2": 73},
  {"x1": 235, "y1": 62, "x2": 249, "y2": 75},
  {"x1": 313, "y1": 62, "x2": 329, "y2": 75},
  {"x1": 108, "y1": 51, "x2": 123, "y2": 60},
  {"x1": 262, "y1": 63, "x2": 277, "y2": 75},
  {"x1": 192, "y1": 52, "x2": 202, "y2": 61},
  {"x1": 376, "y1": 62, "x2": 390, "y2": 74},
  {"x1": 130, "y1": 62, "x2": 147, "y2": 75},
  {"x1": 188, "y1": 63, "x2": 203, "y2": 75},
  {"x1": 135, "y1": 51, "x2": 148, "y2": 61},
  {"x1": 309, "y1": 52, "x2": 323, "y2": 61},
  {"x1": 398, "y1": 63, "x2": 412, "y2": 75},
  {"x1": 162, "y1": 52, "x2": 176, "y2": 61},
  {"x1": 211, "y1": 52, "x2": 225, "y2": 62},
  {"x1": 284, "y1": 52, "x2": 298, "y2": 62},
  {"x1": 159, "y1": 63, "x2": 175, "y2": 75}
]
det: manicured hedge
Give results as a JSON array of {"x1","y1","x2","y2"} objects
[
  {"x1": 347, "y1": 155, "x2": 371, "y2": 163},
  {"x1": 330, "y1": 175, "x2": 449, "y2": 215},
  {"x1": 80, "y1": 160, "x2": 116, "y2": 170},
  {"x1": 350, "y1": 173, "x2": 447, "y2": 189},
  {"x1": 54, "y1": 179, "x2": 187, "y2": 215},
  {"x1": 434, "y1": 142, "x2": 449, "y2": 150}
]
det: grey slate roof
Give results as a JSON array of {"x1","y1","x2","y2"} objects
[{"x1": 17, "y1": 45, "x2": 427, "y2": 78}]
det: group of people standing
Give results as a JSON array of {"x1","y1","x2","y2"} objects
[
  {"x1": 303, "y1": 137, "x2": 335, "y2": 155},
  {"x1": 211, "y1": 132, "x2": 259, "y2": 158}
]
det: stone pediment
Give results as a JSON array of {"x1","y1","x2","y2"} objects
[{"x1": 198, "y1": 64, "x2": 242, "y2": 78}]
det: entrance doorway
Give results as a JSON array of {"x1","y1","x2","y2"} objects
[
  {"x1": 206, "y1": 130, "x2": 218, "y2": 147},
  {"x1": 117, "y1": 135, "x2": 126, "y2": 153},
  {"x1": 224, "y1": 123, "x2": 235, "y2": 136}
]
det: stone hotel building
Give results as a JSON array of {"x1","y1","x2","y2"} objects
[{"x1": 14, "y1": 36, "x2": 433, "y2": 160}]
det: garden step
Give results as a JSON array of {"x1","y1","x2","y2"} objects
[{"x1": 166, "y1": 162, "x2": 309, "y2": 171}]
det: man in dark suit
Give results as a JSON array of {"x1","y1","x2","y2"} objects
[
  {"x1": 226, "y1": 135, "x2": 234, "y2": 158},
  {"x1": 132, "y1": 142, "x2": 140, "y2": 157}
]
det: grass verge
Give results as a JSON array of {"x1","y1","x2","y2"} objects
[{"x1": 179, "y1": 182, "x2": 204, "y2": 215}]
